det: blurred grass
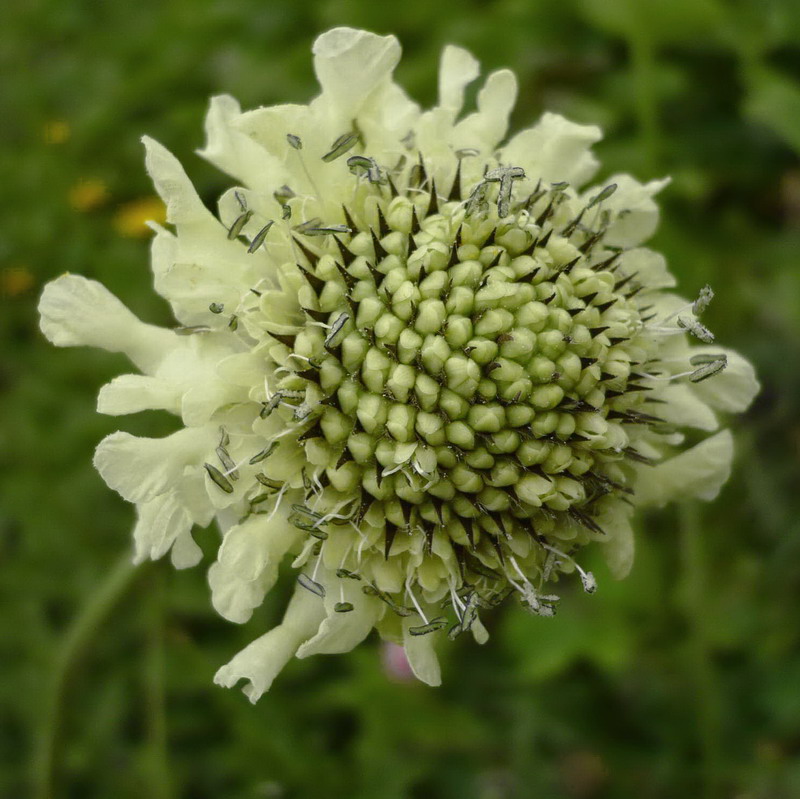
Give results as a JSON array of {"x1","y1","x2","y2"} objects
[{"x1": 1, "y1": 0, "x2": 799, "y2": 797}]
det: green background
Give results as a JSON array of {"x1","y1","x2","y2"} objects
[{"x1": 2, "y1": 0, "x2": 799, "y2": 797}]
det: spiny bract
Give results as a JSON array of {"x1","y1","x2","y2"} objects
[{"x1": 38, "y1": 28, "x2": 758, "y2": 700}]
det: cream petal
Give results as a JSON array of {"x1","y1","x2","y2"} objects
[
  {"x1": 621, "y1": 248, "x2": 676, "y2": 289},
  {"x1": 233, "y1": 103, "x2": 310, "y2": 164},
  {"x1": 502, "y1": 112, "x2": 602, "y2": 189},
  {"x1": 401, "y1": 617, "x2": 442, "y2": 686},
  {"x1": 208, "y1": 561, "x2": 270, "y2": 624},
  {"x1": 93, "y1": 428, "x2": 211, "y2": 504},
  {"x1": 596, "y1": 502, "x2": 636, "y2": 579},
  {"x1": 634, "y1": 430, "x2": 734, "y2": 507},
  {"x1": 313, "y1": 28, "x2": 402, "y2": 125},
  {"x1": 132, "y1": 492, "x2": 194, "y2": 564},
  {"x1": 597, "y1": 174, "x2": 670, "y2": 248},
  {"x1": 690, "y1": 347, "x2": 759, "y2": 414},
  {"x1": 38, "y1": 274, "x2": 174, "y2": 374},
  {"x1": 355, "y1": 80, "x2": 421, "y2": 159},
  {"x1": 296, "y1": 575, "x2": 381, "y2": 657},
  {"x1": 155, "y1": 261, "x2": 251, "y2": 325},
  {"x1": 438, "y1": 45, "x2": 480, "y2": 116},
  {"x1": 180, "y1": 384, "x2": 244, "y2": 427},
  {"x1": 653, "y1": 383, "x2": 719, "y2": 431},
  {"x1": 471, "y1": 618, "x2": 489, "y2": 645},
  {"x1": 97, "y1": 374, "x2": 181, "y2": 416},
  {"x1": 209, "y1": 515, "x2": 301, "y2": 623},
  {"x1": 214, "y1": 585, "x2": 326, "y2": 702},
  {"x1": 96, "y1": 332, "x2": 245, "y2": 426},
  {"x1": 216, "y1": 352, "x2": 270, "y2": 387},
  {"x1": 144, "y1": 136, "x2": 219, "y2": 229},
  {"x1": 197, "y1": 94, "x2": 284, "y2": 191},
  {"x1": 169, "y1": 528, "x2": 203, "y2": 569},
  {"x1": 149, "y1": 223, "x2": 178, "y2": 290},
  {"x1": 453, "y1": 69, "x2": 518, "y2": 151}
]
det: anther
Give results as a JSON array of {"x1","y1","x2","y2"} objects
[
  {"x1": 587, "y1": 183, "x2": 617, "y2": 208},
  {"x1": 247, "y1": 221, "x2": 274, "y2": 253},
  {"x1": 322, "y1": 132, "x2": 359, "y2": 162},
  {"x1": 227, "y1": 210, "x2": 252, "y2": 240}
]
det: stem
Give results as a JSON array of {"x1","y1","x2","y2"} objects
[
  {"x1": 679, "y1": 502, "x2": 722, "y2": 799},
  {"x1": 32, "y1": 554, "x2": 141, "y2": 799},
  {"x1": 143, "y1": 568, "x2": 172, "y2": 799}
]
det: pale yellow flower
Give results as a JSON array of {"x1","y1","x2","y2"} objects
[{"x1": 39, "y1": 28, "x2": 758, "y2": 700}]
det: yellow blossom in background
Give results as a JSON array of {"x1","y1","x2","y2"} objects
[
  {"x1": 68, "y1": 179, "x2": 109, "y2": 212},
  {"x1": 1, "y1": 266, "x2": 35, "y2": 297},
  {"x1": 113, "y1": 197, "x2": 167, "y2": 238},
  {"x1": 42, "y1": 120, "x2": 71, "y2": 145}
]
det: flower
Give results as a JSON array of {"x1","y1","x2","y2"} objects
[{"x1": 38, "y1": 27, "x2": 758, "y2": 700}]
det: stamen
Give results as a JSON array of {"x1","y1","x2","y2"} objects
[
  {"x1": 405, "y1": 579, "x2": 429, "y2": 625},
  {"x1": 298, "y1": 572, "x2": 325, "y2": 598},
  {"x1": 586, "y1": 183, "x2": 617, "y2": 209},
  {"x1": 322, "y1": 132, "x2": 359, "y2": 162},
  {"x1": 540, "y1": 544, "x2": 597, "y2": 593}
]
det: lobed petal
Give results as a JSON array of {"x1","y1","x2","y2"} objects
[
  {"x1": 690, "y1": 347, "x2": 759, "y2": 414},
  {"x1": 214, "y1": 585, "x2": 326, "y2": 702},
  {"x1": 97, "y1": 374, "x2": 181, "y2": 416},
  {"x1": 502, "y1": 112, "x2": 602, "y2": 189},
  {"x1": 634, "y1": 429, "x2": 735, "y2": 507},
  {"x1": 93, "y1": 428, "x2": 210, "y2": 504},
  {"x1": 38, "y1": 274, "x2": 174, "y2": 374},
  {"x1": 453, "y1": 68, "x2": 518, "y2": 152},
  {"x1": 597, "y1": 174, "x2": 671, "y2": 248},
  {"x1": 197, "y1": 94, "x2": 285, "y2": 191},
  {"x1": 209, "y1": 515, "x2": 301, "y2": 623},
  {"x1": 296, "y1": 572, "x2": 382, "y2": 657},
  {"x1": 313, "y1": 27, "x2": 402, "y2": 126},
  {"x1": 401, "y1": 616, "x2": 442, "y2": 687},
  {"x1": 437, "y1": 45, "x2": 481, "y2": 117},
  {"x1": 133, "y1": 492, "x2": 195, "y2": 566},
  {"x1": 596, "y1": 502, "x2": 636, "y2": 579}
]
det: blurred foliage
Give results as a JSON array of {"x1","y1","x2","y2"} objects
[{"x1": 1, "y1": 0, "x2": 799, "y2": 797}]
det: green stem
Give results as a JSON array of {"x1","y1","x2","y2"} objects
[
  {"x1": 143, "y1": 569, "x2": 172, "y2": 799},
  {"x1": 32, "y1": 554, "x2": 141, "y2": 799},
  {"x1": 679, "y1": 502, "x2": 722, "y2": 799}
]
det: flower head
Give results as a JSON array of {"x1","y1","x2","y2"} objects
[{"x1": 38, "y1": 28, "x2": 758, "y2": 700}]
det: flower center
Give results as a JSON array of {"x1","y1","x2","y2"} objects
[{"x1": 263, "y1": 156, "x2": 652, "y2": 570}]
